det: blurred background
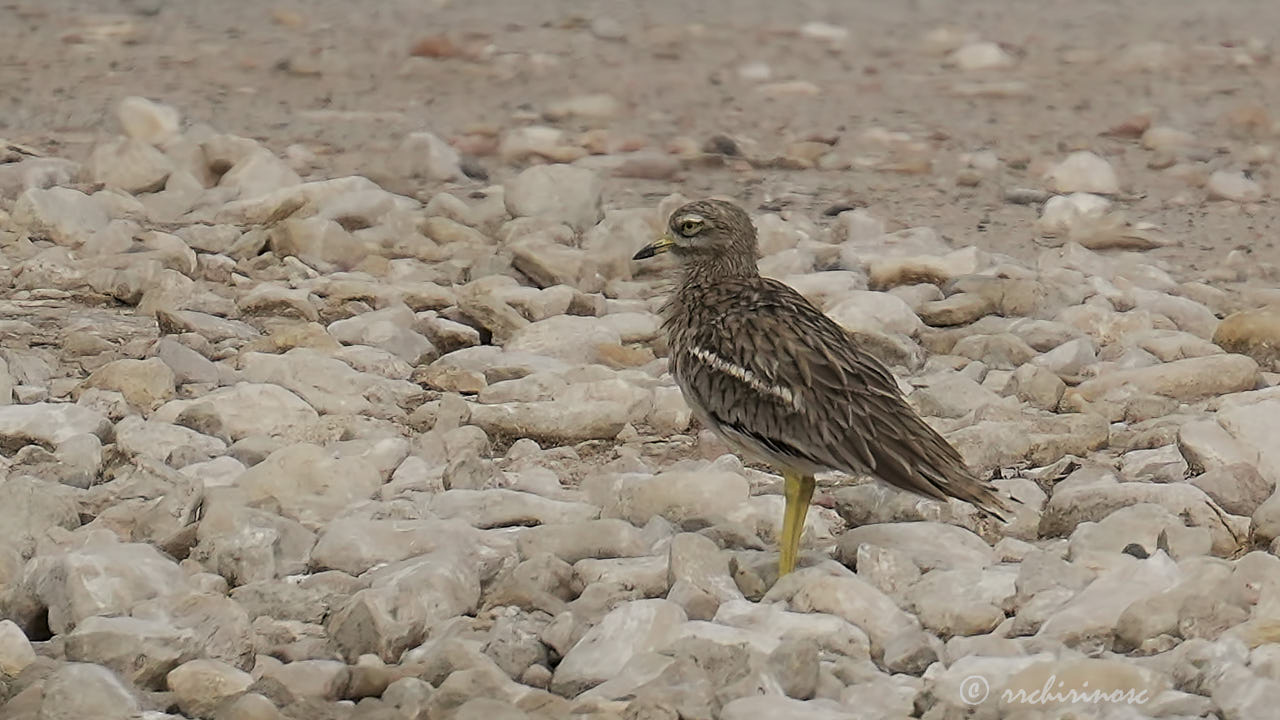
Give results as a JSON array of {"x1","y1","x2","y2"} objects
[{"x1": 2, "y1": 0, "x2": 1276, "y2": 274}]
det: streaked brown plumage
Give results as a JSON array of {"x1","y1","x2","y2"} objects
[{"x1": 633, "y1": 199, "x2": 1012, "y2": 575}]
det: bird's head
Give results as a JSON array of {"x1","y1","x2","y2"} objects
[{"x1": 633, "y1": 199, "x2": 759, "y2": 275}]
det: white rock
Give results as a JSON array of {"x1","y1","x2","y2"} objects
[
  {"x1": 666, "y1": 532, "x2": 744, "y2": 620},
  {"x1": 1141, "y1": 126, "x2": 1196, "y2": 151},
  {"x1": 191, "y1": 503, "x2": 315, "y2": 584},
  {"x1": 505, "y1": 315, "x2": 622, "y2": 365},
  {"x1": 551, "y1": 599, "x2": 688, "y2": 696},
  {"x1": 1217, "y1": 397, "x2": 1280, "y2": 487},
  {"x1": 239, "y1": 348, "x2": 420, "y2": 416},
  {"x1": 331, "y1": 553, "x2": 485, "y2": 664},
  {"x1": 468, "y1": 398, "x2": 629, "y2": 443},
  {"x1": 1036, "y1": 552, "x2": 1182, "y2": 644},
  {"x1": 498, "y1": 125, "x2": 582, "y2": 164},
  {"x1": 117, "y1": 96, "x2": 181, "y2": 144},
  {"x1": 0, "y1": 156, "x2": 80, "y2": 195},
  {"x1": 948, "y1": 41, "x2": 1016, "y2": 70},
  {"x1": 114, "y1": 415, "x2": 226, "y2": 462},
  {"x1": 517, "y1": 518, "x2": 648, "y2": 564},
  {"x1": 214, "y1": 175, "x2": 403, "y2": 225},
  {"x1": 1044, "y1": 151, "x2": 1120, "y2": 194},
  {"x1": 839, "y1": 522, "x2": 995, "y2": 571},
  {"x1": 799, "y1": 22, "x2": 849, "y2": 43},
  {"x1": 153, "y1": 383, "x2": 319, "y2": 442},
  {"x1": 63, "y1": 615, "x2": 197, "y2": 687},
  {"x1": 257, "y1": 658, "x2": 349, "y2": 699},
  {"x1": 1207, "y1": 170, "x2": 1264, "y2": 203},
  {"x1": 399, "y1": 130, "x2": 463, "y2": 181},
  {"x1": 310, "y1": 517, "x2": 506, "y2": 576},
  {"x1": 504, "y1": 164, "x2": 603, "y2": 232},
  {"x1": 0, "y1": 402, "x2": 111, "y2": 448},
  {"x1": 238, "y1": 443, "x2": 383, "y2": 526},
  {"x1": 88, "y1": 137, "x2": 174, "y2": 193},
  {"x1": 581, "y1": 207, "x2": 660, "y2": 283},
  {"x1": 328, "y1": 306, "x2": 435, "y2": 364},
  {"x1": 39, "y1": 662, "x2": 141, "y2": 720},
  {"x1": 217, "y1": 149, "x2": 303, "y2": 199},
  {"x1": 545, "y1": 93, "x2": 621, "y2": 123},
  {"x1": 81, "y1": 357, "x2": 176, "y2": 410},
  {"x1": 827, "y1": 291, "x2": 924, "y2": 337},
  {"x1": 0, "y1": 619, "x2": 36, "y2": 676},
  {"x1": 10, "y1": 186, "x2": 111, "y2": 246},
  {"x1": 737, "y1": 61, "x2": 773, "y2": 82},
  {"x1": 599, "y1": 468, "x2": 750, "y2": 528},
  {"x1": 430, "y1": 489, "x2": 599, "y2": 529},
  {"x1": 26, "y1": 535, "x2": 190, "y2": 634},
  {"x1": 180, "y1": 456, "x2": 245, "y2": 488},
  {"x1": 1065, "y1": 353, "x2": 1259, "y2": 406},
  {"x1": 713, "y1": 599, "x2": 871, "y2": 660},
  {"x1": 166, "y1": 658, "x2": 254, "y2": 716},
  {"x1": 1037, "y1": 193, "x2": 1112, "y2": 235},
  {"x1": 764, "y1": 567, "x2": 921, "y2": 657},
  {"x1": 908, "y1": 567, "x2": 1016, "y2": 636},
  {"x1": 1213, "y1": 664, "x2": 1280, "y2": 720}
]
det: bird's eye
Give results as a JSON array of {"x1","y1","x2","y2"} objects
[{"x1": 678, "y1": 219, "x2": 703, "y2": 237}]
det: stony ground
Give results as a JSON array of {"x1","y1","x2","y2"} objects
[{"x1": 3, "y1": 1, "x2": 1280, "y2": 719}]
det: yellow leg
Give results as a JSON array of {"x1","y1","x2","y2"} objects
[{"x1": 779, "y1": 470, "x2": 816, "y2": 576}]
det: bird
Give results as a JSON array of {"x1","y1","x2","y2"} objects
[{"x1": 633, "y1": 199, "x2": 1013, "y2": 576}]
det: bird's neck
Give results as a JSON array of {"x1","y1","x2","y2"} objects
[{"x1": 677, "y1": 255, "x2": 760, "y2": 289}]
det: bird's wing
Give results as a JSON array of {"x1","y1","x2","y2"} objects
[{"x1": 680, "y1": 278, "x2": 1012, "y2": 519}]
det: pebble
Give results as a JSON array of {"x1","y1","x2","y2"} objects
[
  {"x1": 38, "y1": 662, "x2": 141, "y2": 720},
  {"x1": 1036, "y1": 192, "x2": 1111, "y2": 235},
  {"x1": 153, "y1": 383, "x2": 320, "y2": 442},
  {"x1": 504, "y1": 164, "x2": 603, "y2": 232},
  {"x1": 81, "y1": 357, "x2": 176, "y2": 410},
  {"x1": 87, "y1": 137, "x2": 173, "y2": 193},
  {"x1": 1141, "y1": 125, "x2": 1196, "y2": 151},
  {"x1": 399, "y1": 130, "x2": 463, "y2": 181},
  {"x1": 1036, "y1": 552, "x2": 1181, "y2": 645},
  {"x1": 1191, "y1": 463, "x2": 1272, "y2": 516},
  {"x1": 0, "y1": 619, "x2": 36, "y2": 676},
  {"x1": 667, "y1": 532, "x2": 744, "y2": 620},
  {"x1": 917, "y1": 292, "x2": 995, "y2": 326},
  {"x1": 598, "y1": 468, "x2": 749, "y2": 529},
  {"x1": 10, "y1": 186, "x2": 111, "y2": 246},
  {"x1": 166, "y1": 658, "x2": 254, "y2": 716},
  {"x1": 1207, "y1": 170, "x2": 1264, "y2": 202},
  {"x1": 948, "y1": 41, "x2": 1016, "y2": 70},
  {"x1": 1044, "y1": 151, "x2": 1120, "y2": 194},
  {"x1": 544, "y1": 94, "x2": 621, "y2": 123},
  {"x1": 1064, "y1": 353, "x2": 1259, "y2": 407},
  {"x1": 765, "y1": 567, "x2": 927, "y2": 668},
  {"x1": 116, "y1": 95, "x2": 181, "y2": 145},
  {"x1": 1214, "y1": 306, "x2": 1280, "y2": 370},
  {"x1": 237, "y1": 443, "x2": 382, "y2": 525},
  {"x1": 550, "y1": 599, "x2": 687, "y2": 696},
  {"x1": 517, "y1": 519, "x2": 648, "y2": 564},
  {"x1": 1041, "y1": 480, "x2": 1246, "y2": 556}
]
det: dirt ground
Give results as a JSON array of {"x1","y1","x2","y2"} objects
[{"x1": 2, "y1": 0, "x2": 1277, "y2": 275}]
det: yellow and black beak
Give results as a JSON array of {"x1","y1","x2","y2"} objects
[{"x1": 633, "y1": 234, "x2": 676, "y2": 260}]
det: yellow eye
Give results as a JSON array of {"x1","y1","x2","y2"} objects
[{"x1": 678, "y1": 219, "x2": 702, "y2": 236}]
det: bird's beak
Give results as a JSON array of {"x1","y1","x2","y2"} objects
[{"x1": 633, "y1": 233, "x2": 675, "y2": 260}]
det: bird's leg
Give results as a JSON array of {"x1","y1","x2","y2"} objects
[{"x1": 779, "y1": 470, "x2": 816, "y2": 576}]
